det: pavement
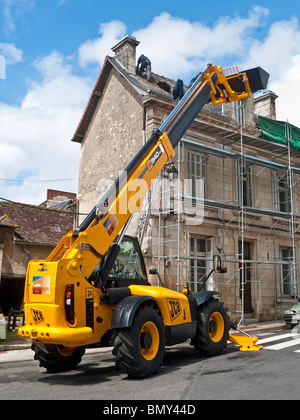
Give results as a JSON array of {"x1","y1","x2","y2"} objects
[
  {"x1": 0, "y1": 320, "x2": 287, "y2": 364},
  {"x1": 231, "y1": 319, "x2": 287, "y2": 335}
]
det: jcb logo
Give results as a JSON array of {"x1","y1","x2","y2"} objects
[
  {"x1": 146, "y1": 159, "x2": 153, "y2": 171},
  {"x1": 167, "y1": 299, "x2": 182, "y2": 320},
  {"x1": 31, "y1": 309, "x2": 44, "y2": 323},
  {"x1": 147, "y1": 145, "x2": 163, "y2": 171}
]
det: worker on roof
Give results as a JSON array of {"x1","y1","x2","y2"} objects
[
  {"x1": 137, "y1": 54, "x2": 151, "y2": 81},
  {"x1": 173, "y1": 79, "x2": 185, "y2": 100},
  {"x1": 189, "y1": 76, "x2": 197, "y2": 87}
]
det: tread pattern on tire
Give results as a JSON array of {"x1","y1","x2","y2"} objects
[
  {"x1": 32, "y1": 343, "x2": 85, "y2": 373},
  {"x1": 112, "y1": 304, "x2": 165, "y2": 378},
  {"x1": 191, "y1": 298, "x2": 230, "y2": 357}
]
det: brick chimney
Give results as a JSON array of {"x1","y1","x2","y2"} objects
[
  {"x1": 253, "y1": 90, "x2": 278, "y2": 120},
  {"x1": 111, "y1": 35, "x2": 140, "y2": 74}
]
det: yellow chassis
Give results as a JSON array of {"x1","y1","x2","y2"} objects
[{"x1": 19, "y1": 325, "x2": 262, "y2": 352}]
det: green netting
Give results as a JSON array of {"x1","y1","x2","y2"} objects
[{"x1": 258, "y1": 116, "x2": 300, "y2": 152}]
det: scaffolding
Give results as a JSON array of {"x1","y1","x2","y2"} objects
[{"x1": 149, "y1": 107, "x2": 300, "y2": 324}]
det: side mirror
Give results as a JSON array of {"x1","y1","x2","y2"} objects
[
  {"x1": 149, "y1": 267, "x2": 164, "y2": 287},
  {"x1": 213, "y1": 255, "x2": 227, "y2": 273}
]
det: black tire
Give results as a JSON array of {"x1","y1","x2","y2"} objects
[
  {"x1": 31, "y1": 342, "x2": 85, "y2": 373},
  {"x1": 112, "y1": 304, "x2": 165, "y2": 378},
  {"x1": 191, "y1": 298, "x2": 230, "y2": 357}
]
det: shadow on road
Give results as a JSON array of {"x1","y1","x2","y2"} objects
[{"x1": 36, "y1": 342, "x2": 240, "y2": 386}]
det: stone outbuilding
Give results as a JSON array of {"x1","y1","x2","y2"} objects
[{"x1": 0, "y1": 191, "x2": 76, "y2": 314}]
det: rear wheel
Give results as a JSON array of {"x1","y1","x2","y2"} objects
[
  {"x1": 31, "y1": 342, "x2": 85, "y2": 373},
  {"x1": 191, "y1": 298, "x2": 229, "y2": 357},
  {"x1": 112, "y1": 304, "x2": 165, "y2": 378}
]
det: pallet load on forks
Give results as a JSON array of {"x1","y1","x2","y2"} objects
[{"x1": 19, "y1": 62, "x2": 268, "y2": 377}]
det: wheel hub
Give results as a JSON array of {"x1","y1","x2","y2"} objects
[
  {"x1": 139, "y1": 320, "x2": 159, "y2": 360},
  {"x1": 209, "y1": 320, "x2": 217, "y2": 334},
  {"x1": 140, "y1": 332, "x2": 152, "y2": 349},
  {"x1": 208, "y1": 311, "x2": 225, "y2": 342}
]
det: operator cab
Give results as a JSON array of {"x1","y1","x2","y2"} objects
[{"x1": 88, "y1": 235, "x2": 150, "y2": 288}]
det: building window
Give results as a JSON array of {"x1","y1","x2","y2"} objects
[
  {"x1": 237, "y1": 162, "x2": 253, "y2": 207},
  {"x1": 189, "y1": 236, "x2": 212, "y2": 292},
  {"x1": 187, "y1": 150, "x2": 206, "y2": 205},
  {"x1": 280, "y1": 247, "x2": 295, "y2": 296},
  {"x1": 273, "y1": 172, "x2": 291, "y2": 213}
]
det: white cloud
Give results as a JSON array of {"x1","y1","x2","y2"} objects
[
  {"x1": 1, "y1": 0, "x2": 34, "y2": 34},
  {"x1": 0, "y1": 51, "x2": 91, "y2": 204},
  {"x1": 268, "y1": 55, "x2": 300, "y2": 126},
  {"x1": 23, "y1": 52, "x2": 89, "y2": 109},
  {"x1": 0, "y1": 43, "x2": 23, "y2": 64},
  {"x1": 78, "y1": 20, "x2": 127, "y2": 67},
  {"x1": 131, "y1": 7, "x2": 269, "y2": 79},
  {"x1": 238, "y1": 16, "x2": 300, "y2": 127},
  {"x1": 240, "y1": 17, "x2": 300, "y2": 78},
  {"x1": 76, "y1": 8, "x2": 269, "y2": 79}
]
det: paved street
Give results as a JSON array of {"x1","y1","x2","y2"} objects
[{"x1": 0, "y1": 328, "x2": 299, "y2": 401}]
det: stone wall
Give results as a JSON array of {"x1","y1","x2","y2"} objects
[{"x1": 78, "y1": 69, "x2": 144, "y2": 222}]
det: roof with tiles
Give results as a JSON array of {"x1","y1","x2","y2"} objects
[
  {"x1": 71, "y1": 34, "x2": 240, "y2": 146},
  {"x1": 71, "y1": 54, "x2": 190, "y2": 144},
  {"x1": 0, "y1": 201, "x2": 74, "y2": 246}
]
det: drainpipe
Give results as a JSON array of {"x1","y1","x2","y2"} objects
[
  {"x1": 23, "y1": 245, "x2": 31, "y2": 265},
  {"x1": 142, "y1": 105, "x2": 146, "y2": 145}
]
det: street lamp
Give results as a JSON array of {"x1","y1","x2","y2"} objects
[{"x1": 166, "y1": 164, "x2": 178, "y2": 181}]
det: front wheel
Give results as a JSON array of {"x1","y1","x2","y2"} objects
[
  {"x1": 31, "y1": 342, "x2": 85, "y2": 373},
  {"x1": 112, "y1": 304, "x2": 165, "y2": 378},
  {"x1": 191, "y1": 298, "x2": 229, "y2": 357}
]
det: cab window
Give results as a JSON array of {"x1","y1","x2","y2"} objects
[{"x1": 108, "y1": 236, "x2": 147, "y2": 282}]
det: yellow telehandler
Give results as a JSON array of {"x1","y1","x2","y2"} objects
[{"x1": 19, "y1": 63, "x2": 268, "y2": 376}]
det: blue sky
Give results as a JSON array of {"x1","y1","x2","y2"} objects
[{"x1": 1, "y1": 0, "x2": 300, "y2": 204}]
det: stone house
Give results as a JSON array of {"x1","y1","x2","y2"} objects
[
  {"x1": 72, "y1": 35, "x2": 300, "y2": 322},
  {"x1": 0, "y1": 190, "x2": 76, "y2": 314}
]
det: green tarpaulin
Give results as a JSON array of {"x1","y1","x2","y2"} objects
[{"x1": 258, "y1": 116, "x2": 300, "y2": 152}]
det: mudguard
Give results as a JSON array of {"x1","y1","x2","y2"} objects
[
  {"x1": 110, "y1": 295, "x2": 156, "y2": 329},
  {"x1": 193, "y1": 291, "x2": 221, "y2": 306}
]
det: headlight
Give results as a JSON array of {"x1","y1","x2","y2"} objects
[{"x1": 285, "y1": 310, "x2": 295, "y2": 315}]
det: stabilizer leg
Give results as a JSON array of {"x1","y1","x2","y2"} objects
[{"x1": 229, "y1": 322, "x2": 262, "y2": 351}]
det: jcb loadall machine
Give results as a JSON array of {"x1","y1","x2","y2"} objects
[{"x1": 19, "y1": 63, "x2": 268, "y2": 376}]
